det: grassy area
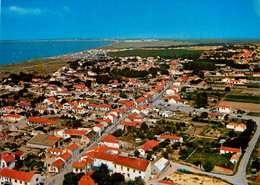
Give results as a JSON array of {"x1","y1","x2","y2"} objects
[
  {"x1": 187, "y1": 151, "x2": 234, "y2": 169},
  {"x1": 0, "y1": 58, "x2": 70, "y2": 80},
  {"x1": 102, "y1": 40, "x2": 196, "y2": 49},
  {"x1": 225, "y1": 95, "x2": 260, "y2": 104},
  {"x1": 109, "y1": 49, "x2": 203, "y2": 59}
]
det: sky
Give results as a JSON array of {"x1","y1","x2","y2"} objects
[{"x1": 1, "y1": 0, "x2": 260, "y2": 40}]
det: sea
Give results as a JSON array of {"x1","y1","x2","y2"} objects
[{"x1": 0, "y1": 40, "x2": 115, "y2": 65}]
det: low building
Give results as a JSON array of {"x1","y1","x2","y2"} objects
[
  {"x1": 216, "y1": 105, "x2": 232, "y2": 114},
  {"x1": 226, "y1": 123, "x2": 246, "y2": 132},
  {"x1": 152, "y1": 157, "x2": 170, "y2": 174},
  {"x1": 220, "y1": 146, "x2": 241, "y2": 155},
  {"x1": 159, "y1": 135, "x2": 183, "y2": 144},
  {"x1": 83, "y1": 151, "x2": 151, "y2": 182},
  {"x1": 27, "y1": 134, "x2": 62, "y2": 149},
  {"x1": 0, "y1": 153, "x2": 15, "y2": 169},
  {"x1": 0, "y1": 168, "x2": 42, "y2": 185},
  {"x1": 138, "y1": 140, "x2": 160, "y2": 156}
]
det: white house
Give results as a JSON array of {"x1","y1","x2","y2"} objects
[
  {"x1": 83, "y1": 151, "x2": 151, "y2": 182},
  {"x1": 226, "y1": 123, "x2": 247, "y2": 132},
  {"x1": 159, "y1": 135, "x2": 183, "y2": 144},
  {"x1": 220, "y1": 146, "x2": 241, "y2": 155},
  {"x1": 98, "y1": 135, "x2": 123, "y2": 154},
  {"x1": 216, "y1": 105, "x2": 232, "y2": 114},
  {"x1": 0, "y1": 168, "x2": 42, "y2": 185},
  {"x1": 0, "y1": 153, "x2": 15, "y2": 170},
  {"x1": 93, "y1": 124, "x2": 104, "y2": 136}
]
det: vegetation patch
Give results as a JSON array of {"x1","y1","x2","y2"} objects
[
  {"x1": 109, "y1": 49, "x2": 203, "y2": 59},
  {"x1": 225, "y1": 94, "x2": 260, "y2": 104}
]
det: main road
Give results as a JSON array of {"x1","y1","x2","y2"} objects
[{"x1": 44, "y1": 80, "x2": 173, "y2": 185}]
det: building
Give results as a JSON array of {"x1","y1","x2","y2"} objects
[
  {"x1": 138, "y1": 140, "x2": 160, "y2": 156},
  {"x1": 0, "y1": 153, "x2": 15, "y2": 169},
  {"x1": 0, "y1": 168, "x2": 42, "y2": 185},
  {"x1": 226, "y1": 123, "x2": 247, "y2": 132},
  {"x1": 67, "y1": 143, "x2": 79, "y2": 157},
  {"x1": 27, "y1": 134, "x2": 62, "y2": 149},
  {"x1": 99, "y1": 135, "x2": 123, "y2": 149},
  {"x1": 158, "y1": 135, "x2": 183, "y2": 144},
  {"x1": 81, "y1": 151, "x2": 151, "y2": 182},
  {"x1": 152, "y1": 157, "x2": 170, "y2": 174},
  {"x1": 72, "y1": 161, "x2": 88, "y2": 174},
  {"x1": 220, "y1": 146, "x2": 241, "y2": 155},
  {"x1": 216, "y1": 105, "x2": 232, "y2": 114}
]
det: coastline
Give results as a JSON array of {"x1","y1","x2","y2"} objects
[{"x1": 0, "y1": 39, "x2": 118, "y2": 80}]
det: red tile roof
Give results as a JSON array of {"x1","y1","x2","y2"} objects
[
  {"x1": 28, "y1": 117, "x2": 49, "y2": 123},
  {"x1": 86, "y1": 151, "x2": 150, "y2": 171},
  {"x1": 73, "y1": 161, "x2": 86, "y2": 169},
  {"x1": 101, "y1": 135, "x2": 119, "y2": 144},
  {"x1": 61, "y1": 152, "x2": 72, "y2": 161},
  {"x1": 14, "y1": 151, "x2": 24, "y2": 157},
  {"x1": 160, "y1": 135, "x2": 181, "y2": 140},
  {"x1": 53, "y1": 159, "x2": 65, "y2": 169},
  {"x1": 220, "y1": 146, "x2": 241, "y2": 153},
  {"x1": 0, "y1": 169, "x2": 34, "y2": 182},
  {"x1": 0, "y1": 153, "x2": 15, "y2": 163},
  {"x1": 68, "y1": 143, "x2": 79, "y2": 151},
  {"x1": 65, "y1": 129, "x2": 87, "y2": 136},
  {"x1": 46, "y1": 148, "x2": 63, "y2": 154},
  {"x1": 46, "y1": 136, "x2": 61, "y2": 141},
  {"x1": 141, "y1": 140, "x2": 159, "y2": 151}
]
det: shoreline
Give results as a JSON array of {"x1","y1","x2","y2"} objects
[{"x1": 0, "y1": 39, "x2": 118, "y2": 67}]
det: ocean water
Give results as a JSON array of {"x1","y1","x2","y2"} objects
[{"x1": 0, "y1": 40, "x2": 115, "y2": 65}]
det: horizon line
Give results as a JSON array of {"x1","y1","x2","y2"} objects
[{"x1": 1, "y1": 37, "x2": 260, "y2": 42}]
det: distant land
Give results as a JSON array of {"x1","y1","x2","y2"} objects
[{"x1": 0, "y1": 38, "x2": 259, "y2": 80}]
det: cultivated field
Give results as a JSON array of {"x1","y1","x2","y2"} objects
[{"x1": 218, "y1": 100, "x2": 260, "y2": 112}]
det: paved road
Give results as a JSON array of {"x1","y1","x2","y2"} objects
[
  {"x1": 43, "y1": 80, "x2": 173, "y2": 185},
  {"x1": 44, "y1": 113, "x2": 128, "y2": 185}
]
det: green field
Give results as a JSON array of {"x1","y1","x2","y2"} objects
[
  {"x1": 187, "y1": 151, "x2": 234, "y2": 169},
  {"x1": 225, "y1": 95, "x2": 260, "y2": 104},
  {"x1": 109, "y1": 49, "x2": 203, "y2": 59},
  {"x1": 0, "y1": 58, "x2": 70, "y2": 80}
]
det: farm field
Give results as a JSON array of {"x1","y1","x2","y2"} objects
[
  {"x1": 218, "y1": 100, "x2": 260, "y2": 112},
  {"x1": 224, "y1": 94, "x2": 260, "y2": 104},
  {"x1": 109, "y1": 49, "x2": 203, "y2": 59},
  {"x1": 187, "y1": 151, "x2": 234, "y2": 169}
]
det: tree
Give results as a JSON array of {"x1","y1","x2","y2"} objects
[
  {"x1": 110, "y1": 173, "x2": 125, "y2": 185},
  {"x1": 163, "y1": 151, "x2": 169, "y2": 159},
  {"x1": 140, "y1": 122, "x2": 148, "y2": 131},
  {"x1": 200, "y1": 112, "x2": 208, "y2": 119},
  {"x1": 33, "y1": 58, "x2": 45, "y2": 76},
  {"x1": 91, "y1": 164, "x2": 110, "y2": 184},
  {"x1": 120, "y1": 177, "x2": 145, "y2": 185},
  {"x1": 96, "y1": 74, "x2": 111, "y2": 84},
  {"x1": 203, "y1": 160, "x2": 214, "y2": 172},
  {"x1": 63, "y1": 172, "x2": 84, "y2": 185},
  {"x1": 134, "y1": 150, "x2": 140, "y2": 157},
  {"x1": 195, "y1": 92, "x2": 208, "y2": 108},
  {"x1": 198, "y1": 70, "x2": 204, "y2": 79},
  {"x1": 225, "y1": 86, "x2": 231, "y2": 91}
]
